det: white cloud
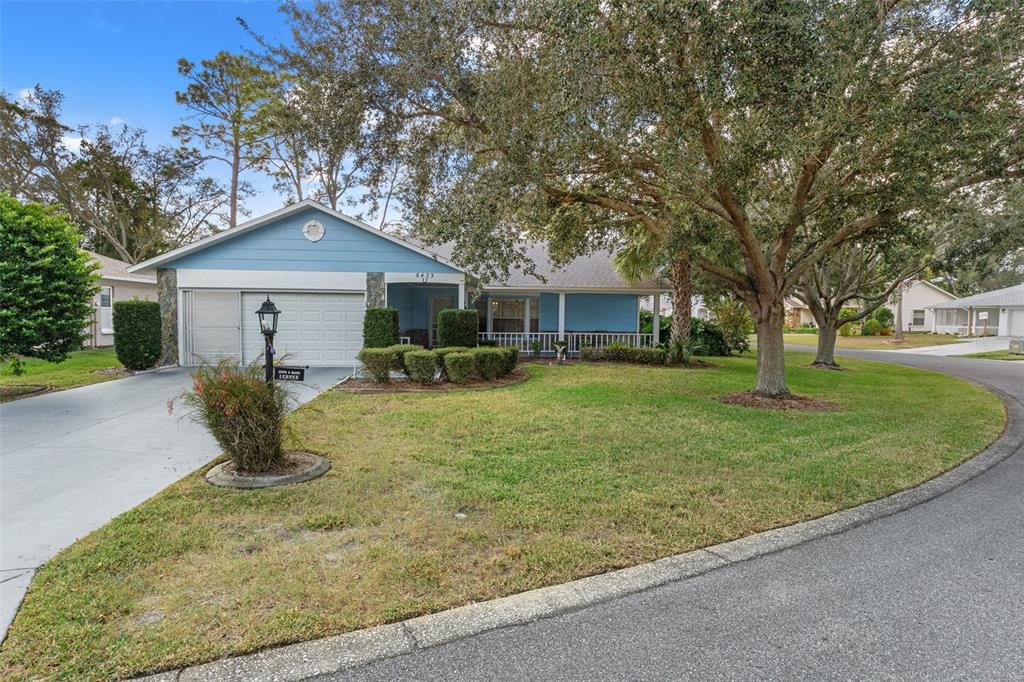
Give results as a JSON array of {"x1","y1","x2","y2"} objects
[
  {"x1": 60, "y1": 135, "x2": 87, "y2": 154},
  {"x1": 108, "y1": 116, "x2": 127, "y2": 126},
  {"x1": 17, "y1": 88, "x2": 33, "y2": 103}
]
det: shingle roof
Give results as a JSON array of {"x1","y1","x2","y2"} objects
[
  {"x1": 930, "y1": 282, "x2": 1024, "y2": 309},
  {"x1": 84, "y1": 250, "x2": 156, "y2": 283},
  {"x1": 427, "y1": 241, "x2": 666, "y2": 291}
]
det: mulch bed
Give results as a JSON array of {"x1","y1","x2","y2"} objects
[
  {"x1": 215, "y1": 451, "x2": 321, "y2": 477},
  {"x1": 336, "y1": 368, "x2": 529, "y2": 393},
  {"x1": 93, "y1": 367, "x2": 133, "y2": 377},
  {"x1": 720, "y1": 391, "x2": 840, "y2": 412}
]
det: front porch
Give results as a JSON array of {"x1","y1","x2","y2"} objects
[
  {"x1": 476, "y1": 290, "x2": 664, "y2": 354},
  {"x1": 933, "y1": 307, "x2": 1001, "y2": 336}
]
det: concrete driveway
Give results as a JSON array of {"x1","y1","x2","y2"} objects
[
  {"x1": 891, "y1": 336, "x2": 1010, "y2": 356},
  {"x1": 323, "y1": 352, "x2": 1024, "y2": 681},
  {"x1": 0, "y1": 365, "x2": 351, "y2": 638}
]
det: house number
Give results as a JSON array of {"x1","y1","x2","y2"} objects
[{"x1": 416, "y1": 272, "x2": 435, "y2": 283}]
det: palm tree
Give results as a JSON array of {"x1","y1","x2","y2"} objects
[{"x1": 614, "y1": 231, "x2": 693, "y2": 344}]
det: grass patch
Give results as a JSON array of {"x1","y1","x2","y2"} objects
[
  {"x1": 0, "y1": 353, "x2": 1005, "y2": 680},
  {"x1": 962, "y1": 349, "x2": 1024, "y2": 361},
  {"x1": 781, "y1": 332, "x2": 961, "y2": 351},
  {"x1": 0, "y1": 348, "x2": 123, "y2": 398}
]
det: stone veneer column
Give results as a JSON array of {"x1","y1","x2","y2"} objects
[
  {"x1": 157, "y1": 268, "x2": 178, "y2": 366},
  {"x1": 366, "y1": 272, "x2": 386, "y2": 308}
]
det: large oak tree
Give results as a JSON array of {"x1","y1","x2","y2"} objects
[{"x1": 280, "y1": 0, "x2": 1023, "y2": 396}]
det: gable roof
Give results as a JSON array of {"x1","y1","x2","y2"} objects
[
  {"x1": 127, "y1": 199, "x2": 465, "y2": 274},
  {"x1": 931, "y1": 282, "x2": 1024, "y2": 309},
  {"x1": 427, "y1": 241, "x2": 665, "y2": 291},
  {"x1": 912, "y1": 279, "x2": 956, "y2": 299},
  {"x1": 84, "y1": 250, "x2": 156, "y2": 284}
]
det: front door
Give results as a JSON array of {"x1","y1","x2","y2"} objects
[{"x1": 429, "y1": 296, "x2": 455, "y2": 347}]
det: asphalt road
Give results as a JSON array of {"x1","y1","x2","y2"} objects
[
  {"x1": 0, "y1": 365, "x2": 352, "y2": 639},
  {"x1": 321, "y1": 350, "x2": 1024, "y2": 681}
]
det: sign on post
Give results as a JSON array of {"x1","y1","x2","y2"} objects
[
  {"x1": 273, "y1": 366, "x2": 307, "y2": 381},
  {"x1": 978, "y1": 312, "x2": 989, "y2": 321}
]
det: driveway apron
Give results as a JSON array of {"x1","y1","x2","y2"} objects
[{"x1": 0, "y1": 366, "x2": 351, "y2": 638}]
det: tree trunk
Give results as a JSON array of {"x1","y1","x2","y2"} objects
[
  {"x1": 813, "y1": 323, "x2": 840, "y2": 368},
  {"x1": 752, "y1": 300, "x2": 790, "y2": 397},
  {"x1": 670, "y1": 254, "x2": 693, "y2": 344},
  {"x1": 230, "y1": 141, "x2": 240, "y2": 228},
  {"x1": 894, "y1": 288, "x2": 904, "y2": 340}
]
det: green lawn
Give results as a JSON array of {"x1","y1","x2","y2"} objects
[
  {"x1": 0, "y1": 354, "x2": 1005, "y2": 680},
  {"x1": 0, "y1": 348, "x2": 123, "y2": 399},
  {"x1": 963, "y1": 349, "x2": 1024, "y2": 361},
  {"x1": 781, "y1": 332, "x2": 960, "y2": 351}
]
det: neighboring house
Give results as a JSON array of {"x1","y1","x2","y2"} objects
[
  {"x1": 929, "y1": 282, "x2": 1024, "y2": 337},
  {"x1": 783, "y1": 279, "x2": 955, "y2": 331},
  {"x1": 127, "y1": 200, "x2": 668, "y2": 366},
  {"x1": 889, "y1": 280, "x2": 956, "y2": 333},
  {"x1": 84, "y1": 250, "x2": 157, "y2": 348}
]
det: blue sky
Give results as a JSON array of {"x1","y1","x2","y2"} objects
[{"x1": 1, "y1": 0, "x2": 309, "y2": 218}]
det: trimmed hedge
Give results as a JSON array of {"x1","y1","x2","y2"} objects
[
  {"x1": 363, "y1": 308, "x2": 399, "y2": 348},
  {"x1": 405, "y1": 350, "x2": 437, "y2": 385},
  {"x1": 498, "y1": 346, "x2": 519, "y2": 375},
  {"x1": 388, "y1": 343, "x2": 424, "y2": 378},
  {"x1": 357, "y1": 347, "x2": 397, "y2": 383},
  {"x1": 433, "y1": 346, "x2": 470, "y2": 377},
  {"x1": 437, "y1": 309, "x2": 478, "y2": 347},
  {"x1": 471, "y1": 347, "x2": 504, "y2": 380},
  {"x1": 592, "y1": 343, "x2": 668, "y2": 365},
  {"x1": 112, "y1": 299, "x2": 161, "y2": 370},
  {"x1": 444, "y1": 351, "x2": 475, "y2": 384}
]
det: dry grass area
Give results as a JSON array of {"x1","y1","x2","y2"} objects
[
  {"x1": 782, "y1": 332, "x2": 961, "y2": 351},
  {"x1": 0, "y1": 354, "x2": 1005, "y2": 680}
]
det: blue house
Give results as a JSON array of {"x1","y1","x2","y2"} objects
[{"x1": 129, "y1": 200, "x2": 667, "y2": 366}]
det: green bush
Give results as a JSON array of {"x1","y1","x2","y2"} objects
[
  {"x1": 433, "y1": 346, "x2": 470, "y2": 376},
  {"x1": 444, "y1": 351, "x2": 475, "y2": 384},
  {"x1": 879, "y1": 325, "x2": 893, "y2": 336},
  {"x1": 861, "y1": 318, "x2": 882, "y2": 336},
  {"x1": 691, "y1": 319, "x2": 730, "y2": 356},
  {"x1": 112, "y1": 299, "x2": 162, "y2": 370},
  {"x1": 362, "y1": 307, "x2": 399, "y2": 348},
  {"x1": 498, "y1": 346, "x2": 519, "y2": 375},
  {"x1": 580, "y1": 344, "x2": 600, "y2": 361},
  {"x1": 707, "y1": 298, "x2": 753, "y2": 354},
  {"x1": 387, "y1": 343, "x2": 424, "y2": 378},
  {"x1": 357, "y1": 347, "x2": 398, "y2": 383},
  {"x1": 872, "y1": 306, "x2": 895, "y2": 327},
  {"x1": 471, "y1": 347, "x2": 504, "y2": 380},
  {"x1": 791, "y1": 324, "x2": 818, "y2": 334},
  {"x1": 405, "y1": 350, "x2": 438, "y2": 385},
  {"x1": 437, "y1": 309, "x2": 478, "y2": 347},
  {"x1": 0, "y1": 195, "x2": 97, "y2": 372},
  {"x1": 175, "y1": 359, "x2": 293, "y2": 474},
  {"x1": 602, "y1": 343, "x2": 668, "y2": 365}
]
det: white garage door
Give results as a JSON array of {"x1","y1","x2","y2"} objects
[
  {"x1": 241, "y1": 292, "x2": 364, "y2": 366},
  {"x1": 1009, "y1": 308, "x2": 1024, "y2": 337},
  {"x1": 183, "y1": 290, "x2": 241, "y2": 365}
]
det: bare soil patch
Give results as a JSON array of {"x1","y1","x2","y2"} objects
[
  {"x1": 720, "y1": 391, "x2": 840, "y2": 412},
  {"x1": 93, "y1": 366, "x2": 133, "y2": 377},
  {"x1": 0, "y1": 384, "x2": 49, "y2": 401},
  {"x1": 336, "y1": 368, "x2": 529, "y2": 393}
]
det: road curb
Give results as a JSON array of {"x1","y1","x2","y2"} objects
[{"x1": 138, "y1": 385, "x2": 1023, "y2": 682}]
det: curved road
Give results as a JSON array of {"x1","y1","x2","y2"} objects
[{"x1": 321, "y1": 351, "x2": 1024, "y2": 681}]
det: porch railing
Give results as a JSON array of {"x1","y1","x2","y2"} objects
[
  {"x1": 478, "y1": 332, "x2": 655, "y2": 354},
  {"x1": 933, "y1": 324, "x2": 1000, "y2": 337}
]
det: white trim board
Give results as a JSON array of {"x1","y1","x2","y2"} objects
[
  {"x1": 385, "y1": 272, "x2": 465, "y2": 285},
  {"x1": 127, "y1": 199, "x2": 466, "y2": 274},
  {"x1": 176, "y1": 269, "x2": 367, "y2": 291}
]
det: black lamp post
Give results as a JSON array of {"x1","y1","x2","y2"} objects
[{"x1": 255, "y1": 296, "x2": 281, "y2": 385}]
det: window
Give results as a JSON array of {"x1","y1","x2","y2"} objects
[
  {"x1": 489, "y1": 297, "x2": 539, "y2": 333},
  {"x1": 912, "y1": 309, "x2": 925, "y2": 326},
  {"x1": 99, "y1": 285, "x2": 113, "y2": 334}
]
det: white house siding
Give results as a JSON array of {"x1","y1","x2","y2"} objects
[
  {"x1": 88, "y1": 277, "x2": 158, "y2": 347},
  {"x1": 890, "y1": 281, "x2": 956, "y2": 333}
]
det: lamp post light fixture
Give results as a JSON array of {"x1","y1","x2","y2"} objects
[{"x1": 255, "y1": 296, "x2": 281, "y2": 385}]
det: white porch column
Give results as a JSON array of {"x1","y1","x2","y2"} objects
[
  {"x1": 457, "y1": 281, "x2": 466, "y2": 309},
  {"x1": 558, "y1": 293, "x2": 566, "y2": 341},
  {"x1": 486, "y1": 297, "x2": 493, "y2": 333},
  {"x1": 652, "y1": 293, "x2": 660, "y2": 344},
  {"x1": 523, "y1": 297, "x2": 531, "y2": 335}
]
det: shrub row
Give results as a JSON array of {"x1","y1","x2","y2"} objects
[
  {"x1": 582, "y1": 342, "x2": 668, "y2": 365},
  {"x1": 357, "y1": 344, "x2": 519, "y2": 385}
]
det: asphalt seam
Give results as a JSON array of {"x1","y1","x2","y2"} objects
[{"x1": 131, "y1": 377, "x2": 1024, "y2": 682}]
